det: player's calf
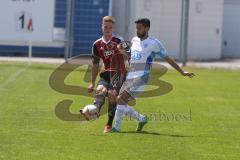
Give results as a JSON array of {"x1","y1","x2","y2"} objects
[
  {"x1": 94, "y1": 87, "x2": 107, "y2": 111},
  {"x1": 104, "y1": 90, "x2": 117, "y2": 133}
]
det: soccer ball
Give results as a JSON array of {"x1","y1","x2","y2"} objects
[{"x1": 80, "y1": 104, "x2": 99, "y2": 121}]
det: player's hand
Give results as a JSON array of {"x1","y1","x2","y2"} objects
[
  {"x1": 117, "y1": 41, "x2": 131, "y2": 52},
  {"x1": 182, "y1": 71, "x2": 195, "y2": 78},
  {"x1": 88, "y1": 83, "x2": 95, "y2": 93}
]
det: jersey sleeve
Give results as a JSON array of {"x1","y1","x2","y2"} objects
[
  {"x1": 92, "y1": 43, "x2": 100, "y2": 64},
  {"x1": 153, "y1": 39, "x2": 168, "y2": 58}
]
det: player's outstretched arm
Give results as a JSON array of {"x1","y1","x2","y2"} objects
[{"x1": 164, "y1": 56, "x2": 195, "y2": 78}]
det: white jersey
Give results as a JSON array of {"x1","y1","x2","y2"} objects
[{"x1": 127, "y1": 36, "x2": 168, "y2": 81}]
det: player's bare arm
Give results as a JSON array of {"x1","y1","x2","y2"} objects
[
  {"x1": 88, "y1": 63, "x2": 99, "y2": 93},
  {"x1": 164, "y1": 56, "x2": 195, "y2": 78}
]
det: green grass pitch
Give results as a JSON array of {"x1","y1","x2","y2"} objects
[{"x1": 0, "y1": 61, "x2": 239, "y2": 160}]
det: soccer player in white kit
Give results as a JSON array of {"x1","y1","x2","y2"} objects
[{"x1": 111, "y1": 18, "x2": 195, "y2": 132}]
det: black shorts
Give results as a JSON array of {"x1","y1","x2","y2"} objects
[
  {"x1": 97, "y1": 78, "x2": 113, "y2": 90},
  {"x1": 97, "y1": 71, "x2": 126, "y2": 92}
]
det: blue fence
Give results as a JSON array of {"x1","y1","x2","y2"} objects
[{"x1": 72, "y1": 0, "x2": 109, "y2": 55}]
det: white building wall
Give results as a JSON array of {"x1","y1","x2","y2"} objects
[
  {"x1": 187, "y1": 0, "x2": 224, "y2": 60},
  {"x1": 134, "y1": 0, "x2": 182, "y2": 58},
  {"x1": 112, "y1": 0, "x2": 136, "y2": 40},
  {"x1": 112, "y1": 0, "x2": 127, "y2": 39},
  {"x1": 113, "y1": 0, "x2": 182, "y2": 59},
  {"x1": 112, "y1": 0, "x2": 224, "y2": 60},
  {"x1": 222, "y1": 0, "x2": 240, "y2": 58}
]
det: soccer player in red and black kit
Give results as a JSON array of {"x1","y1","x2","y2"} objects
[{"x1": 82, "y1": 16, "x2": 129, "y2": 133}]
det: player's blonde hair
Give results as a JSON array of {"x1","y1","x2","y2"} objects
[{"x1": 102, "y1": 16, "x2": 116, "y2": 24}]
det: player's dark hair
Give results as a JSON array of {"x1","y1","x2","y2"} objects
[{"x1": 135, "y1": 18, "x2": 150, "y2": 28}]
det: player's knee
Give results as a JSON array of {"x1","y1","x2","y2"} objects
[
  {"x1": 116, "y1": 95, "x2": 121, "y2": 103},
  {"x1": 116, "y1": 95, "x2": 125, "y2": 105},
  {"x1": 96, "y1": 85, "x2": 107, "y2": 94}
]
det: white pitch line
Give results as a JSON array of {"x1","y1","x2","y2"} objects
[{"x1": 0, "y1": 68, "x2": 26, "y2": 91}]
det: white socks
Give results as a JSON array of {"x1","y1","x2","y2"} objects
[
  {"x1": 125, "y1": 105, "x2": 145, "y2": 122},
  {"x1": 114, "y1": 105, "x2": 125, "y2": 131},
  {"x1": 113, "y1": 104, "x2": 145, "y2": 131}
]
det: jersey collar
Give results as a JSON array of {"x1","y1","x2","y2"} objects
[{"x1": 101, "y1": 35, "x2": 113, "y2": 44}]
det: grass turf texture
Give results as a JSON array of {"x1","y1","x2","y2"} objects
[{"x1": 0, "y1": 61, "x2": 239, "y2": 160}]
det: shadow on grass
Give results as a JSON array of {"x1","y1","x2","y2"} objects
[
  {"x1": 120, "y1": 131, "x2": 196, "y2": 138},
  {"x1": 90, "y1": 131, "x2": 198, "y2": 138}
]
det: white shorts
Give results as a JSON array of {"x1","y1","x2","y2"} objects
[{"x1": 119, "y1": 77, "x2": 147, "y2": 100}]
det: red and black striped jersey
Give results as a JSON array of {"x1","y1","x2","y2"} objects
[{"x1": 92, "y1": 35, "x2": 124, "y2": 72}]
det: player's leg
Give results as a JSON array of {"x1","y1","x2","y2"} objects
[
  {"x1": 112, "y1": 78, "x2": 148, "y2": 132},
  {"x1": 112, "y1": 91, "x2": 130, "y2": 131},
  {"x1": 113, "y1": 91, "x2": 147, "y2": 131},
  {"x1": 94, "y1": 84, "x2": 108, "y2": 112},
  {"x1": 103, "y1": 89, "x2": 118, "y2": 133},
  {"x1": 107, "y1": 89, "x2": 118, "y2": 125},
  {"x1": 124, "y1": 102, "x2": 148, "y2": 132},
  {"x1": 80, "y1": 79, "x2": 108, "y2": 120}
]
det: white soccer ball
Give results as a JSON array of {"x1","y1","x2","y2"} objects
[{"x1": 81, "y1": 105, "x2": 99, "y2": 121}]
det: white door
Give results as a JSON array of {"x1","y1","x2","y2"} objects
[
  {"x1": 222, "y1": 2, "x2": 240, "y2": 58},
  {"x1": 187, "y1": 0, "x2": 223, "y2": 60}
]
